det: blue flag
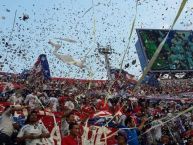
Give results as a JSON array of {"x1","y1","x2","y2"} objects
[{"x1": 32, "y1": 54, "x2": 51, "y2": 80}]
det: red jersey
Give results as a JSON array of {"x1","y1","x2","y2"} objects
[{"x1": 61, "y1": 135, "x2": 81, "y2": 145}]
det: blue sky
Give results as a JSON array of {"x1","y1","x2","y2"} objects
[{"x1": 0, "y1": 0, "x2": 193, "y2": 80}]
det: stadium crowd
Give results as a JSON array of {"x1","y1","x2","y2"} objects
[{"x1": 1, "y1": 75, "x2": 193, "y2": 145}]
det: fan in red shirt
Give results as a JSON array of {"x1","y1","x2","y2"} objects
[
  {"x1": 96, "y1": 99, "x2": 109, "y2": 111},
  {"x1": 62, "y1": 123, "x2": 81, "y2": 145}
]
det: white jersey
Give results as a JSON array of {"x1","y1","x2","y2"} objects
[
  {"x1": 8, "y1": 94, "x2": 23, "y2": 105},
  {"x1": 0, "y1": 108, "x2": 14, "y2": 136},
  {"x1": 64, "y1": 101, "x2": 74, "y2": 110},
  {"x1": 49, "y1": 97, "x2": 59, "y2": 112},
  {"x1": 17, "y1": 123, "x2": 49, "y2": 145},
  {"x1": 24, "y1": 94, "x2": 39, "y2": 109}
]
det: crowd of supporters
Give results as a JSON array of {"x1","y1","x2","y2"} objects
[{"x1": 1, "y1": 75, "x2": 193, "y2": 145}]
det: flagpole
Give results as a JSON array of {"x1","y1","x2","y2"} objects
[{"x1": 98, "y1": 44, "x2": 112, "y2": 81}]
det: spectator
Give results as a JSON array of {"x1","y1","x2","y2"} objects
[
  {"x1": 24, "y1": 90, "x2": 40, "y2": 110},
  {"x1": 17, "y1": 111, "x2": 50, "y2": 145},
  {"x1": 8, "y1": 90, "x2": 23, "y2": 105},
  {"x1": 114, "y1": 130, "x2": 128, "y2": 145},
  {"x1": 61, "y1": 111, "x2": 76, "y2": 136},
  {"x1": 123, "y1": 116, "x2": 147, "y2": 145},
  {"x1": 157, "y1": 135, "x2": 171, "y2": 145},
  {"x1": 0, "y1": 105, "x2": 24, "y2": 145},
  {"x1": 64, "y1": 99, "x2": 75, "y2": 110},
  {"x1": 61, "y1": 123, "x2": 81, "y2": 145}
]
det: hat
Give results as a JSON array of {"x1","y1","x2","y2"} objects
[{"x1": 116, "y1": 130, "x2": 128, "y2": 141}]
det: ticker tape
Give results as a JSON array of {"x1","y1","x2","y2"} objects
[
  {"x1": 3, "y1": 10, "x2": 17, "y2": 64},
  {"x1": 100, "y1": 104, "x2": 193, "y2": 143},
  {"x1": 84, "y1": 0, "x2": 96, "y2": 59},
  {"x1": 119, "y1": 0, "x2": 138, "y2": 71},
  {"x1": 105, "y1": 0, "x2": 139, "y2": 98},
  {"x1": 98, "y1": 0, "x2": 189, "y2": 143},
  {"x1": 133, "y1": 0, "x2": 188, "y2": 93}
]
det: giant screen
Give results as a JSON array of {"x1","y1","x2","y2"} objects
[{"x1": 137, "y1": 29, "x2": 193, "y2": 72}]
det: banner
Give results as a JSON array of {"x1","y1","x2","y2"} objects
[{"x1": 0, "y1": 103, "x2": 118, "y2": 145}]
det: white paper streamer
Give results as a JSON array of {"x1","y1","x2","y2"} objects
[
  {"x1": 50, "y1": 41, "x2": 85, "y2": 68},
  {"x1": 55, "y1": 37, "x2": 77, "y2": 43},
  {"x1": 48, "y1": 40, "x2": 62, "y2": 49}
]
